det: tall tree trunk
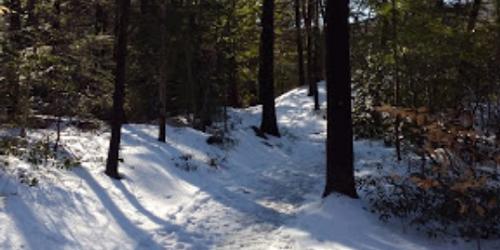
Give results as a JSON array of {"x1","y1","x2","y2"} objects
[
  {"x1": 158, "y1": 2, "x2": 168, "y2": 142},
  {"x1": 228, "y1": 0, "x2": 240, "y2": 107},
  {"x1": 494, "y1": 0, "x2": 500, "y2": 128},
  {"x1": 7, "y1": 1, "x2": 21, "y2": 60},
  {"x1": 227, "y1": 50, "x2": 240, "y2": 107},
  {"x1": 305, "y1": 0, "x2": 314, "y2": 96},
  {"x1": 496, "y1": 0, "x2": 500, "y2": 67},
  {"x1": 26, "y1": 0, "x2": 37, "y2": 27},
  {"x1": 323, "y1": 0, "x2": 358, "y2": 199},
  {"x1": 52, "y1": 0, "x2": 61, "y2": 30},
  {"x1": 392, "y1": 0, "x2": 402, "y2": 161},
  {"x1": 312, "y1": 0, "x2": 320, "y2": 110},
  {"x1": 436, "y1": 0, "x2": 444, "y2": 9},
  {"x1": 455, "y1": 0, "x2": 482, "y2": 119},
  {"x1": 7, "y1": 0, "x2": 25, "y2": 136},
  {"x1": 317, "y1": 0, "x2": 326, "y2": 80},
  {"x1": 106, "y1": 0, "x2": 131, "y2": 179},
  {"x1": 467, "y1": 0, "x2": 482, "y2": 32},
  {"x1": 54, "y1": 115, "x2": 61, "y2": 152},
  {"x1": 25, "y1": 0, "x2": 38, "y2": 50},
  {"x1": 95, "y1": 2, "x2": 108, "y2": 34},
  {"x1": 259, "y1": 0, "x2": 280, "y2": 137},
  {"x1": 294, "y1": 0, "x2": 306, "y2": 87},
  {"x1": 380, "y1": 0, "x2": 390, "y2": 47}
]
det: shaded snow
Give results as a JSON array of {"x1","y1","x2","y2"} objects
[{"x1": 1, "y1": 82, "x2": 499, "y2": 250}]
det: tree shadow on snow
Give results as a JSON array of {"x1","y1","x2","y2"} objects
[
  {"x1": 111, "y1": 180, "x2": 208, "y2": 248},
  {"x1": 122, "y1": 126, "x2": 295, "y2": 227},
  {"x1": 121, "y1": 126, "x2": 427, "y2": 250},
  {"x1": 74, "y1": 169, "x2": 196, "y2": 250},
  {"x1": 4, "y1": 194, "x2": 61, "y2": 250},
  {"x1": 2, "y1": 181, "x2": 92, "y2": 249}
]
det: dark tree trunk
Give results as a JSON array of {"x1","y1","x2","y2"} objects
[
  {"x1": 259, "y1": 0, "x2": 280, "y2": 137},
  {"x1": 227, "y1": 58, "x2": 240, "y2": 107},
  {"x1": 106, "y1": 0, "x2": 131, "y2": 179},
  {"x1": 455, "y1": 0, "x2": 482, "y2": 116},
  {"x1": 392, "y1": 0, "x2": 402, "y2": 161},
  {"x1": 8, "y1": 0, "x2": 21, "y2": 31},
  {"x1": 380, "y1": 0, "x2": 390, "y2": 47},
  {"x1": 52, "y1": 0, "x2": 61, "y2": 30},
  {"x1": 26, "y1": 0, "x2": 37, "y2": 27},
  {"x1": 323, "y1": 0, "x2": 358, "y2": 199},
  {"x1": 494, "y1": 0, "x2": 500, "y2": 124},
  {"x1": 228, "y1": 0, "x2": 241, "y2": 108},
  {"x1": 496, "y1": 0, "x2": 500, "y2": 65},
  {"x1": 294, "y1": 0, "x2": 306, "y2": 87},
  {"x1": 95, "y1": 2, "x2": 108, "y2": 34},
  {"x1": 54, "y1": 115, "x2": 61, "y2": 152},
  {"x1": 305, "y1": 0, "x2": 314, "y2": 96},
  {"x1": 436, "y1": 0, "x2": 444, "y2": 9},
  {"x1": 467, "y1": 0, "x2": 482, "y2": 32},
  {"x1": 7, "y1": 0, "x2": 25, "y2": 136},
  {"x1": 317, "y1": 0, "x2": 326, "y2": 80},
  {"x1": 158, "y1": 2, "x2": 167, "y2": 142},
  {"x1": 312, "y1": 0, "x2": 321, "y2": 110}
]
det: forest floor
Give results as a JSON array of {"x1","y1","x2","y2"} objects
[{"x1": 1, "y1": 83, "x2": 500, "y2": 250}]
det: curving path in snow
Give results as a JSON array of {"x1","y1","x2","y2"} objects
[{"x1": 2, "y1": 83, "x2": 499, "y2": 249}]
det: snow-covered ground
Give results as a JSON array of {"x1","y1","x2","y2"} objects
[{"x1": 1, "y1": 83, "x2": 499, "y2": 250}]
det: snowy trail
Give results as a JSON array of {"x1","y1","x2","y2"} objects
[
  {"x1": 144, "y1": 89, "x2": 327, "y2": 249},
  {"x1": 186, "y1": 162, "x2": 323, "y2": 250},
  {"x1": 3, "y1": 83, "x2": 499, "y2": 249},
  {"x1": 107, "y1": 85, "x2": 329, "y2": 249}
]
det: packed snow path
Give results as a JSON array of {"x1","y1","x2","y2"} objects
[
  {"x1": 118, "y1": 123, "x2": 325, "y2": 250},
  {"x1": 2, "y1": 83, "x2": 500, "y2": 249},
  {"x1": 0, "y1": 85, "x2": 328, "y2": 250},
  {"x1": 109, "y1": 84, "x2": 329, "y2": 249}
]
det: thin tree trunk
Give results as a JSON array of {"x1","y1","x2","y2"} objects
[
  {"x1": 294, "y1": 0, "x2": 306, "y2": 87},
  {"x1": 52, "y1": 0, "x2": 61, "y2": 30},
  {"x1": 495, "y1": 0, "x2": 500, "y2": 94},
  {"x1": 455, "y1": 0, "x2": 482, "y2": 121},
  {"x1": 323, "y1": 0, "x2": 358, "y2": 199},
  {"x1": 25, "y1": 0, "x2": 38, "y2": 50},
  {"x1": 106, "y1": 0, "x2": 131, "y2": 179},
  {"x1": 496, "y1": 0, "x2": 500, "y2": 72},
  {"x1": 95, "y1": 2, "x2": 108, "y2": 34},
  {"x1": 227, "y1": 49, "x2": 240, "y2": 107},
  {"x1": 26, "y1": 0, "x2": 37, "y2": 27},
  {"x1": 228, "y1": 0, "x2": 240, "y2": 107},
  {"x1": 7, "y1": 0, "x2": 25, "y2": 136},
  {"x1": 494, "y1": 0, "x2": 500, "y2": 129},
  {"x1": 158, "y1": 2, "x2": 168, "y2": 142},
  {"x1": 392, "y1": 0, "x2": 402, "y2": 161},
  {"x1": 259, "y1": 0, "x2": 280, "y2": 137},
  {"x1": 317, "y1": 0, "x2": 326, "y2": 80},
  {"x1": 54, "y1": 115, "x2": 61, "y2": 152},
  {"x1": 185, "y1": 45, "x2": 196, "y2": 124},
  {"x1": 380, "y1": 0, "x2": 390, "y2": 47},
  {"x1": 467, "y1": 0, "x2": 482, "y2": 32},
  {"x1": 304, "y1": 0, "x2": 314, "y2": 96},
  {"x1": 312, "y1": 0, "x2": 320, "y2": 110}
]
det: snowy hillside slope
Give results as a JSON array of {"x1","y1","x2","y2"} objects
[{"x1": 1, "y1": 82, "x2": 499, "y2": 250}]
